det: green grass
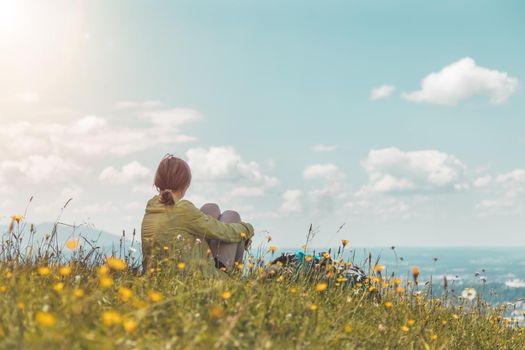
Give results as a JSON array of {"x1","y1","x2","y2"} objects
[{"x1": 0, "y1": 220, "x2": 524, "y2": 349}]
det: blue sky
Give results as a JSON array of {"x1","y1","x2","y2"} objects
[{"x1": 0, "y1": 0, "x2": 524, "y2": 247}]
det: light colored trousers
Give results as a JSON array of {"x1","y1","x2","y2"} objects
[{"x1": 200, "y1": 203, "x2": 245, "y2": 271}]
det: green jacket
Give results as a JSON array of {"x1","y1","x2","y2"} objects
[{"x1": 141, "y1": 195, "x2": 254, "y2": 277}]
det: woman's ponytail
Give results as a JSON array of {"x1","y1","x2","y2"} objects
[
  {"x1": 159, "y1": 189, "x2": 175, "y2": 205},
  {"x1": 154, "y1": 155, "x2": 191, "y2": 205}
]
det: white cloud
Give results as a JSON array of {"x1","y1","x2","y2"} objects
[
  {"x1": 230, "y1": 186, "x2": 266, "y2": 197},
  {"x1": 15, "y1": 92, "x2": 40, "y2": 103},
  {"x1": 311, "y1": 144, "x2": 337, "y2": 153},
  {"x1": 505, "y1": 279, "x2": 525, "y2": 288},
  {"x1": 72, "y1": 201, "x2": 119, "y2": 215},
  {"x1": 0, "y1": 105, "x2": 199, "y2": 191},
  {"x1": 370, "y1": 85, "x2": 396, "y2": 100},
  {"x1": 0, "y1": 174, "x2": 10, "y2": 195},
  {"x1": 362, "y1": 147, "x2": 467, "y2": 194},
  {"x1": 345, "y1": 195, "x2": 413, "y2": 220},
  {"x1": 303, "y1": 164, "x2": 341, "y2": 180},
  {"x1": 99, "y1": 161, "x2": 151, "y2": 184},
  {"x1": 186, "y1": 146, "x2": 279, "y2": 203},
  {"x1": 61, "y1": 186, "x2": 84, "y2": 200},
  {"x1": 475, "y1": 169, "x2": 525, "y2": 216},
  {"x1": 303, "y1": 163, "x2": 347, "y2": 214},
  {"x1": 476, "y1": 169, "x2": 525, "y2": 215},
  {"x1": 1, "y1": 154, "x2": 81, "y2": 184},
  {"x1": 280, "y1": 190, "x2": 303, "y2": 214},
  {"x1": 402, "y1": 57, "x2": 518, "y2": 105},
  {"x1": 496, "y1": 169, "x2": 525, "y2": 197},
  {"x1": 473, "y1": 175, "x2": 492, "y2": 188},
  {"x1": 142, "y1": 108, "x2": 201, "y2": 131},
  {"x1": 115, "y1": 100, "x2": 162, "y2": 109},
  {"x1": 187, "y1": 146, "x2": 278, "y2": 188},
  {"x1": 0, "y1": 108, "x2": 200, "y2": 159}
]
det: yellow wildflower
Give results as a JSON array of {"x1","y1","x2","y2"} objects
[
  {"x1": 133, "y1": 299, "x2": 148, "y2": 310},
  {"x1": 52, "y1": 282, "x2": 64, "y2": 293},
  {"x1": 177, "y1": 262, "x2": 186, "y2": 270},
  {"x1": 412, "y1": 266, "x2": 420, "y2": 283},
  {"x1": 308, "y1": 304, "x2": 318, "y2": 311},
  {"x1": 266, "y1": 235, "x2": 272, "y2": 242},
  {"x1": 148, "y1": 290, "x2": 163, "y2": 302},
  {"x1": 11, "y1": 214, "x2": 24, "y2": 223},
  {"x1": 400, "y1": 325, "x2": 409, "y2": 333},
  {"x1": 374, "y1": 265, "x2": 385, "y2": 273},
  {"x1": 304, "y1": 256, "x2": 312, "y2": 262},
  {"x1": 35, "y1": 311, "x2": 56, "y2": 327},
  {"x1": 385, "y1": 301, "x2": 393, "y2": 309},
  {"x1": 221, "y1": 291, "x2": 232, "y2": 300},
  {"x1": 73, "y1": 288, "x2": 85, "y2": 298},
  {"x1": 396, "y1": 287, "x2": 405, "y2": 294},
  {"x1": 210, "y1": 305, "x2": 224, "y2": 319},
  {"x1": 100, "y1": 276, "x2": 114, "y2": 288},
  {"x1": 101, "y1": 310, "x2": 122, "y2": 327},
  {"x1": 341, "y1": 239, "x2": 349, "y2": 247},
  {"x1": 123, "y1": 319, "x2": 138, "y2": 334},
  {"x1": 268, "y1": 246, "x2": 278, "y2": 253},
  {"x1": 17, "y1": 302, "x2": 25, "y2": 311},
  {"x1": 240, "y1": 232, "x2": 247, "y2": 239},
  {"x1": 290, "y1": 287, "x2": 297, "y2": 294},
  {"x1": 58, "y1": 266, "x2": 72, "y2": 276},
  {"x1": 98, "y1": 265, "x2": 109, "y2": 276},
  {"x1": 65, "y1": 239, "x2": 79, "y2": 250},
  {"x1": 431, "y1": 334, "x2": 438, "y2": 341},
  {"x1": 344, "y1": 324, "x2": 352, "y2": 333},
  {"x1": 105, "y1": 257, "x2": 127, "y2": 271},
  {"x1": 38, "y1": 266, "x2": 51, "y2": 277},
  {"x1": 247, "y1": 263, "x2": 254, "y2": 269},
  {"x1": 315, "y1": 282, "x2": 328, "y2": 292},
  {"x1": 407, "y1": 319, "x2": 415, "y2": 326},
  {"x1": 118, "y1": 287, "x2": 133, "y2": 302}
]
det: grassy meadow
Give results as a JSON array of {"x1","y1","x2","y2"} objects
[{"x1": 1, "y1": 216, "x2": 524, "y2": 350}]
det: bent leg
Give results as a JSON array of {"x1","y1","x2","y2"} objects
[
  {"x1": 219, "y1": 210, "x2": 245, "y2": 265},
  {"x1": 200, "y1": 203, "x2": 222, "y2": 264},
  {"x1": 200, "y1": 204, "x2": 246, "y2": 271},
  {"x1": 200, "y1": 203, "x2": 221, "y2": 219}
]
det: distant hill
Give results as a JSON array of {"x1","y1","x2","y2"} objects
[{"x1": 1, "y1": 222, "x2": 141, "y2": 256}]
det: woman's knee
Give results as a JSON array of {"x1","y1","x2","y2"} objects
[
  {"x1": 200, "y1": 203, "x2": 221, "y2": 219},
  {"x1": 219, "y1": 210, "x2": 241, "y2": 223}
]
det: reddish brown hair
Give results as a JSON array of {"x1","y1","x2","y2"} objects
[{"x1": 154, "y1": 154, "x2": 192, "y2": 205}]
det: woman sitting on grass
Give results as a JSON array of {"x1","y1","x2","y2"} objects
[{"x1": 141, "y1": 154, "x2": 254, "y2": 277}]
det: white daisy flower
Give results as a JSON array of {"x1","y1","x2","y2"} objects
[{"x1": 462, "y1": 288, "x2": 477, "y2": 301}]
